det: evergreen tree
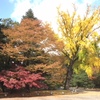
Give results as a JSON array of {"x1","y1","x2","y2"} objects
[
  {"x1": 0, "y1": 19, "x2": 6, "y2": 48},
  {"x1": 70, "y1": 71, "x2": 95, "y2": 88},
  {"x1": 1, "y1": 18, "x2": 19, "y2": 28},
  {"x1": 23, "y1": 9, "x2": 37, "y2": 20}
]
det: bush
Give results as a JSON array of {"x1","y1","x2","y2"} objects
[
  {"x1": 0, "y1": 66, "x2": 47, "y2": 92},
  {"x1": 70, "y1": 71, "x2": 95, "y2": 88}
]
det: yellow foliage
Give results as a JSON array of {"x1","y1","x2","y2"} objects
[
  {"x1": 86, "y1": 67, "x2": 93, "y2": 77},
  {"x1": 57, "y1": 6, "x2": 100, "y2": 79}
]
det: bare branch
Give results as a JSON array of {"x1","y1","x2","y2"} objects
[
  {"x1": 86, "y1": 25, "x2": 100, "y2": 38},
  {"x1": 62, "y1": 50, "x2": 71, "y2": 61}
]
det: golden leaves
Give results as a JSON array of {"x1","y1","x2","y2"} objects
[{"x1": 57, "y1": 6, "x2": 100, "y2": 78}]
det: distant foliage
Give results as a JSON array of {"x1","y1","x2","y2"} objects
[
  {"x1": 1, "y1": 18, "x2": 19, "y2": 28},
  {"x1": 0, "y1": 66, "x2": 47, "y2": 90}
]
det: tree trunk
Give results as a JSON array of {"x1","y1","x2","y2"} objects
[
  {"x1": 64, "y1": 74, "x2": 70, "y2": 90},
  {"x1": 64, "y1": 66, "x2": 73, "y2": 90},
  {"x1": 0, "y1": 82, "x2": 5, "y2": 92}
]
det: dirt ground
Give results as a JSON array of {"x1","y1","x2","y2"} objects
[{"x1": 0, "y1": 91, "x2": 100, "y2": 100}]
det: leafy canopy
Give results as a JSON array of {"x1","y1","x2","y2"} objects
[{"x1": 57, "y1": 5, "x2": 100, "y2": 77}]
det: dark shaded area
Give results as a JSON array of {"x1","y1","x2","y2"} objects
[
  {"x1": 0, "y1": 19, "x2": 6, "y2": 44},
  {"x1": 0, "y1": 90, "x2": 71, "y2": 98},
  {"x1": 70, "y1": 71, "x2": 95, "y2": 88}
]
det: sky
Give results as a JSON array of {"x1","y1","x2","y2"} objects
[{"x1": 0, "y1": 0, "x2": 100, "y2": 30}]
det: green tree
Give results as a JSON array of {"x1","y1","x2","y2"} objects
[
  {"x1": 1, "y1": 18, "x2": 19, "y2": 28},
  {"x1": 0, "y1": 18, "x2": 9, "y2": 71},
  {"x1": 22, "y1": 9, "x2": 37, "y2": 19},
  {"x1": 92, "y1": 72, "x2": 100, "y2": 88},
  {"x1": 0, "y1": 19, "x2": 7, "y2": 44},
  {"x1": 57, "y1": 6, "x2": 100, "y2": 89}
]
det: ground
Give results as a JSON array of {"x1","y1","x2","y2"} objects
[{"x1": 0, "y1": 90, "x2": 100, "y2": 100}]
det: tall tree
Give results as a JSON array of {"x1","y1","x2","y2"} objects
[
  {"x1": 2, "y1": 17, "x2": 63, "y2": 68},
  {"x1": 57, "y1": 6, "x2": 100, "y2": 89},
  {"x1": 22, "y1": 9, "x2": 37, "y2": 20},
  {"x1": 0, "y1": 19, "x2": 7, "y2": 45},
  {"x1": 0, "y1": 18, "x2": 7, "y2": 58},
  {"x1": 1, "y1": 17, "x2": 65, "y2": 89}
]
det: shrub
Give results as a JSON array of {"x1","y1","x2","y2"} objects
[
  {"x1": 70, "y1": 71, "x2": 95, "y2": 88},
  {"x1": 0, "y1": 66, "x2": 47, "y2": 92}
]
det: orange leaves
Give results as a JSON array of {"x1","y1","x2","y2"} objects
[
  {"x1": 2, "y1": 18, "x2": 47, "y2": 59},
  {"x1": 26, "y1": 62, "x2": 66, "y2": 86}
]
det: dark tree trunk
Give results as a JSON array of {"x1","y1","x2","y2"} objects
[
  {"x1": 26, "y1": 85, "x2": 30, "y2": 92},
  {"x1": 0, "y1": 82, "x2": 6, "y2": 92},
  {"x1": 63, "y1": 47, "x2": 79, "y2": 90},
  {"x1": 64, "y1": 66, "x2": 73, "y2": 90}
]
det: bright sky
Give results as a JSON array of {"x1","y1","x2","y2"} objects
[{"x1": 0, "y1": 0, "x2": 100, "y2": 31}]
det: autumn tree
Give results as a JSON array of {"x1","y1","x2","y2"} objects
[
  {"x1": 0, "y1": 18, "x2": 19, "y2": 70},
  {"x1": 1, "y1": 8, "x2": 65, "y2": 89},
  {"x1": 57, "y1": 5, "x2": 100, "y2": 89},
  {"x1": 2, "y1": 18, "x2": 61, "y2": 66},
  {"x1": 26, "y1": 61, "x2": 66, "y2": 89},
  {"x1": 94, "y1": 35, "x2": 100, "y2": 58}
]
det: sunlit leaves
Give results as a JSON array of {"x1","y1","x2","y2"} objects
[{"x1": 57, "y1": 6, "x2": 100, "y2": 83}]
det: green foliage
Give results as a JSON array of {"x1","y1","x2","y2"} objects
[
  {"x1": 23, "y1": 9, "x2": 37, "y2": 19},
  {"x1": 92, "y1": 73, "x2": 100, "y2": 88},
  {"x1": 70, "y1": 71, "x2": 95, "y2": 88},
  {"x1": 0, "y1": 19, "x2": 6, "y2": 44},
  {"x1": 1, "y1": 18, "x2": 19, "y2": 28}
]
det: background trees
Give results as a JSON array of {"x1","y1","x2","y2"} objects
[
  {"x1": 57, "y1": 6, "x2": 100, "y2": 89},
  {"x1": 0, "y1": 18, "x2": 19, "y2": 28}
]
